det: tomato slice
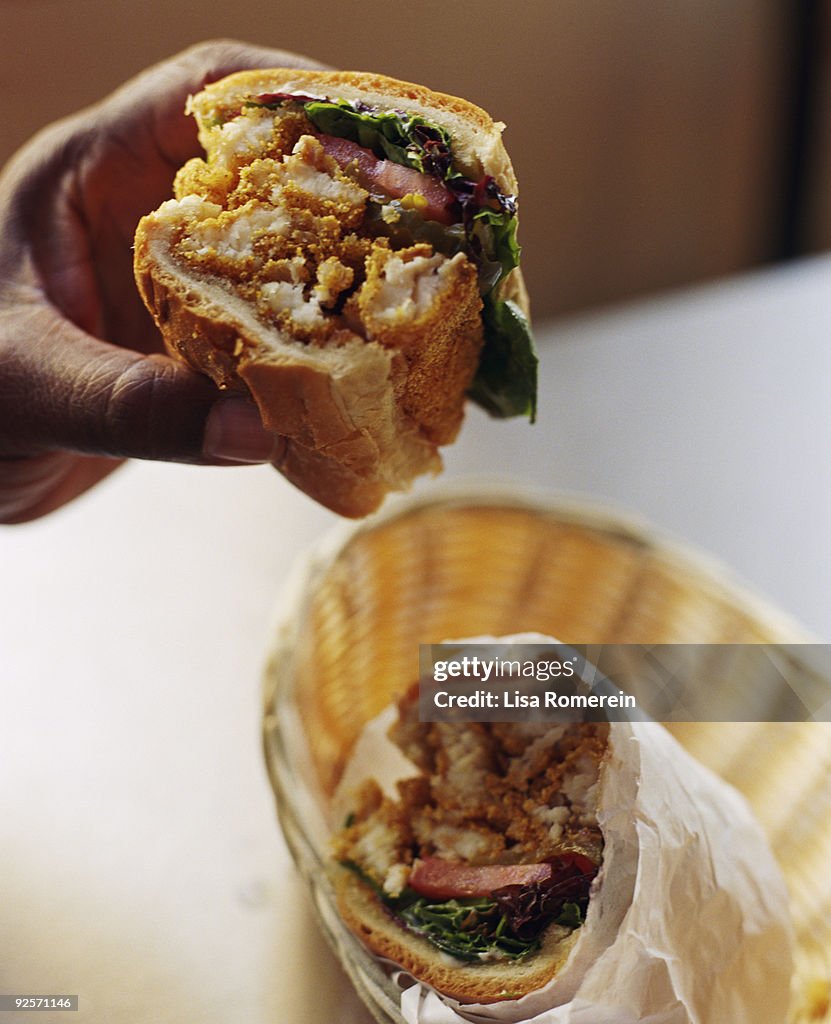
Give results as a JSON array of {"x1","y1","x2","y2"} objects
[
  {"x1": 408, "y1": 858, "x2": 554, "y2": 899},
  {"x1": 317, "y1": 134, "x2": 456, "y2": 224},
  {"x1": 317, "y1": 134, "x2": 380, "y2": 179},
  {"x1": 556, "y1": 851, "x2": 598, "y2": 876}
]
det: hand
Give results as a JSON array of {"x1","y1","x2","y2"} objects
[{"x1": 0, "y1": 39, "x2": 323, "y2": 524}]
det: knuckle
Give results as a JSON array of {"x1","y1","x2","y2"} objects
[
  {"x1": 178, "y1": 38, "x2": 247, "y2": 79},
  {"x1": 89, "y1": 355, "x2": 210, "y2": 461},
  {"x1": 95, "y1": 357, "x2": 170, "y2": 457}
]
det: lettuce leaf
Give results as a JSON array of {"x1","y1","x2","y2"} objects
[
  {"x1": 471, "y1": 207, "x2": 520, "y2": 281},
  {"x1": 304, "y1": 99, "x2": 452, "y2": 179},
  {"x1": 470, "y1": 298, "x2": 537, "y2": 421},
  {"x1": 394, "y1": 894, "x2": 539, "y2": 962},
  {"x1": 555, "y1": 901, "x2": 584, "y2": 929}
]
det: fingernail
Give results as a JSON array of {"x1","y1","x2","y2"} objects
[{"x1": 203, "y1": 397, "x2": 275, "y2": 463}]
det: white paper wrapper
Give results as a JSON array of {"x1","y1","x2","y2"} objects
[{"x1": 335, "y1": 692, "x2": 794, "y2": 1024}]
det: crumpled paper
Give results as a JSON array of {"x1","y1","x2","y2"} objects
[{"x1": 334, "y1": 691, "x2": 793, "y2": 1023}]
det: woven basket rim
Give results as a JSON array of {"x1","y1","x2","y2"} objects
[{"x1": 267, "y1": 479, "x2": 815, "y2": 652}]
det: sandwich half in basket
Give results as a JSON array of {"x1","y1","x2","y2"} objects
[{"x1": 332, "y1": 688, "x2": 605, "y2": 1003}]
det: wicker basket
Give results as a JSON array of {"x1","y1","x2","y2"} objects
[{"x1": 262, "y1": 486, "x2": 831, "y2": 1024}]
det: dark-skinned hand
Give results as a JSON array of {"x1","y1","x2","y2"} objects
[{"x1": 0, "y1": 39, "x2": 322, "y2": 523}]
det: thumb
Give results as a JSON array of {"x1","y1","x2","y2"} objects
[{"x1": 0, "y1": 304, "x2": 275, "y2": 465}]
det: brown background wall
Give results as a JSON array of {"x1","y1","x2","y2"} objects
[{"x1": 0, "y1": 0, "x2": 793, "y2": 320}]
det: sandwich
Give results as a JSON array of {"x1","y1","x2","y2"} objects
[
  {"x1": 332, "y1": 686, "x2": 606, "y2": 1003},
  {"x1": 133, "y1": 69, "x2": 536, "y2": 516},
  {"x1": 327, "y1": 670, "x2": 794, "y2": 1020}
]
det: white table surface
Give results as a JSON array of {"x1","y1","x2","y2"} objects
[{"x1": 3, "y1": 256, "x2": 831, "y2": 1023}]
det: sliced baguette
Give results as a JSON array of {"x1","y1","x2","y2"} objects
[{"x1": 134, "y1": 69, "x2": 527, "y2": 516}]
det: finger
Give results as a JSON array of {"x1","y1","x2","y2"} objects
[
  {"x1": 6, "y1": 39, "x2": 330, "y2": 355},
  {"x1": 100, "y1": 39, "x2": 329, "y2": 166},
  {"x1": 0, "y1": 304, "x2": 276, "y2": 465},
  {"x1": 0, "y1": 40, "x2": 327, "y2": 221}
]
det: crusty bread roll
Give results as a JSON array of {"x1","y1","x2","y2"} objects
[
  {"x1": 331, "y1": 687, "x2": 606, "y2": 1004},
  {"x1": 134, "y1": 69, "x2": 532, "y2": 516}
]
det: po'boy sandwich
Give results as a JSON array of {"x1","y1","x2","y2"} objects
[
  {"x1": 134, "y1": 69, "x2": 536, "y2": 516},
  {"x1": 332, "y1": 687, "x2": 605, "y2": 1003},
  {"x1": 328, "y1": 671, "x2": 794, "y2": 1021}
]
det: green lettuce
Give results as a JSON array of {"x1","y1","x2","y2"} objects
[
  {"x1": 393, "y1": 893, "x2": 539, "y2": 962},
  {"x1": 554, "y1": 901, "x2": 584, "y2": 930},
  {"x1": 470, "y1": 299, "x2": 537, "y2": 420},
  {"x1": 387, "y1": 890, "x2": 578, "y2": 961},
  {"x1": 304, "y1": 100, "x2": 449, "y2": 177}
]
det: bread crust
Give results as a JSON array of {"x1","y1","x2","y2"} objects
[
  {"x1": 189, "y1": 68, "x2": 519, "y2": 196},
  {"x1": 135, "y1": 69, "x2": 526, "y2": 516},
  {"x1": 334, "y1": 868, "x2": 579, "y2": 1003},
  {"x1": 135, "y1": 224, "x2": 441, "y2": 517}
]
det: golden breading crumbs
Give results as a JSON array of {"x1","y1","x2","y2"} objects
[
  {"x1": 178, "y1": 110, "x2": 314, "y2": 204},
  {"x1": 174, "y1": 157, "x2": 233, "y2": 206},
  {"x1": 316, "y1": 257, "x2": 354, "y2": 307},
  {"x1": 168, "y1": 106, "x2": 485, "y2": 440},
  {"x1": 354, "y1": 242, "x2": 483, "y2": 442},
  {"x1": 337, "y1": 692, "x2": 607, "y2": 888},
  {"x1": 333, "y1": 779, "x2": 417, "y2": 873}
]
